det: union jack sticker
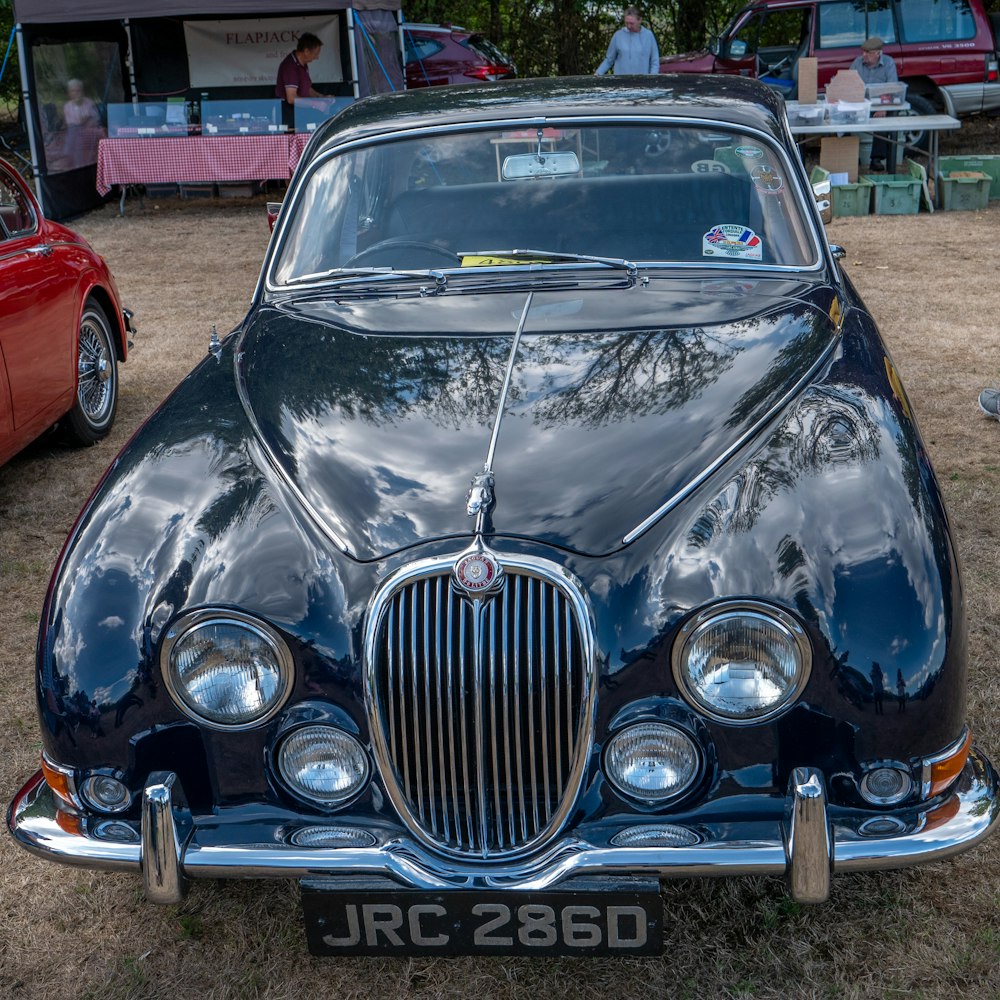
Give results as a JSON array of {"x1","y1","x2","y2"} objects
[{"x1": 702, "y1": 224, "x2": 763, "y2": 261}]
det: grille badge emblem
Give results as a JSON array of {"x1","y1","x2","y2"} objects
[{"x1": 453, "y1": 549, "x2": 503, "y2": 596}]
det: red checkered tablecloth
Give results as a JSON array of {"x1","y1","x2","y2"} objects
[
  {"x1": 289, "y1": 133, "x2": 312, "y2": 175},
  {"x1": 97, "y1": 135, "x2": 296, "y2": 195}
]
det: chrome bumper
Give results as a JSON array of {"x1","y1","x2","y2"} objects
[
  {"x1": 8, "y1": 749, "x2": 999, "y2": 905},
  {"x1": 123, "y1": 306, "x2": 137, "y2": 350}
]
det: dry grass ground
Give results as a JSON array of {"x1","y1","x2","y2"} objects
[{"x1": 1, "y1": 195, "x2": 999, "y2": 1000}]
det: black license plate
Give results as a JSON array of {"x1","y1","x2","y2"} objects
[{"x1": 301, "y1": 878, "x2": 663, "y2": 956}]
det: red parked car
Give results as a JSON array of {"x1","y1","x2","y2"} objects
[
  {"x1": 0, "y1": 158, "x2": 134, "y2": 467},
  {"x1": 660, "y1": 0, "x2": 1000, "y2": 119},
  {"x1": 403, "y1": 23, "x2": 516, "y2": 88}
]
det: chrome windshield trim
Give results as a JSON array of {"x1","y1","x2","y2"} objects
[{"x1": 259, "y1": 114, "x2": 826, "y2": 300}]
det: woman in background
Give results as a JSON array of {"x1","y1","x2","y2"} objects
[{"x1": 63, "y1": 78, "x2": 103, "y2": 169}]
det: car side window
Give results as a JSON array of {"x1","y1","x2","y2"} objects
[
  {"x1": 818, "y1": 1, "x2": 896, "y2": 49},
  {"x1": 757, "y1": 8, "x2": 812, "y2": 77},
  {"x1": 405, "y1": 37, "x2": 444, "y2": 65},
  {"x1": 0, "y1": 173, "x2": 36, "y2": 239},
  {"x1": 898, "y1": 0, "x2": 976, "y2": 42}
]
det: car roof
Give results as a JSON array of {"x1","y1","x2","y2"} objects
[
  {"x1": 403, "y1": 23, "x2": 472, "y2": 35},
  {"x1": 306, "y1": 76, "x2": 789, "y2": 157}
]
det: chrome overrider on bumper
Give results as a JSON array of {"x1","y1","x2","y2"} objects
[{"x1": 8, "y1": 750, "x2": 999, "y2": 906}]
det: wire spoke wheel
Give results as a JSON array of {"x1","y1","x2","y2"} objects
[
  {"x1": 63, "y1": 301, "x2": 119, "y2": 445},
  {"x1": 77, "y1": 316, "x2": 114, "y2": 421}
]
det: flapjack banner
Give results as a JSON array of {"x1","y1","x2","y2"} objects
[{"x1": 183, "y1": 17, "x2": 342, "y2": 88}]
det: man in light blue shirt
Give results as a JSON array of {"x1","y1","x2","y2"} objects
[
  {"x1": 849, "y1": 37, "x2": 899, "y2": 170},
  {"x1": 596, "y1": 7, "x2": 660, "y2": 75}
]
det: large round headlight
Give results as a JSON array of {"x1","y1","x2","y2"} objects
[
  {"x1": 278, "y1": 726, "x2": 370, "y2": 806},
  {"x1": 604, "y1": 722, "x2": 701, "y2": 802},
  {"x1": 162, "y1": 610, "x2": 293, "y2": 728},
  {"x1": 672, "y1": 602, "x2": 811, "y2": 724}
]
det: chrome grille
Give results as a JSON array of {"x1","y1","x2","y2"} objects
[{"x1": 366, "y1": 556, "x2": 594, "y2": 858}]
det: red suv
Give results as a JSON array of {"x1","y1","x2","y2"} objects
[
  {"x1": 403, "y1": 24, "x2": 517, "y2": 88},
  {"x1": 660, "y1": 0, "x2": 1000, "y2": 118}
]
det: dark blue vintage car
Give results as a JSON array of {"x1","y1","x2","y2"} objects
[{"x1": 8, "y1": 77, "x2": 998, "y2": 956}]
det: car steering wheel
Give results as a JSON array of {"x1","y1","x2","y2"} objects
[
  {"x1": 346, "y1": 239, "x2": 458, "y2": 269},
  {"x1": 643, "y1": 130, "x2": 672, "y2": 157}
]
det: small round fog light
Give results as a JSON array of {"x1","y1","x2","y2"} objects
[
  {"x1": 278, "y1": 726, "x2": 370, "y2": 807},
  {"x1": 861, "y1": 766, "x2": 913, "y2": 805},
  {"x1": 604, "y1": 722, "x2": 700, "y2": 802},
  {"x1": 80, "y1": 774, "x2": 131, "y2": 814}
]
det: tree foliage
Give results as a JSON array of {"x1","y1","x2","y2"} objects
[
  {"x1": 404, "y1": 0, "x2": 746, "y2": 77},
  {"x1": 6, "y1": 0, "x2": 1000, "y2": 111},
  {"x1": 406, "y1": 0, "x2": 1000, "y2": 76}
]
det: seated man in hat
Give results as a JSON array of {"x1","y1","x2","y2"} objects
[{"x1": 850, "y1": 37, "x2": 898, "y2": 171}]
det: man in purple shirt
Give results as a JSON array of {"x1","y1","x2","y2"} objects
[{"x1": 276, "y1": 32, "x2": 325, "y2": 124}]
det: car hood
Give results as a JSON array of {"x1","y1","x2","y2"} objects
[
  {"x1": 240, "y1": 278, "x2": 839, "y2": 560},
  {"x1": 659, "y1": 49, "x2": 716, "y2": 72}
]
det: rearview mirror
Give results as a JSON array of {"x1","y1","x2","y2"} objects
[{"x1": 502, "y1": 151, "x2": 580, "y2": 180}]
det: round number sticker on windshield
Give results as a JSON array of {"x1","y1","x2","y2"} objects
[{"x1": 751, "y1": 164, "x2": 783, "y2": 195}]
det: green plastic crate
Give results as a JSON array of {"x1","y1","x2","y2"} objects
[
  {"x1": 810, "y1": 165, "x2": 873, "y2": 216},
  {"x1": 863, "y1": 173, "x2": 921, "y2": 214},
  {"x1": 830, "y1": 176, "x2": 874, "y2": 216},
  {"x1": 938, "y1": 155, "x2": 1000, "y2": 200},
  {"x1": 937, "y1": 171, "x2": 991, "y2": 211}
]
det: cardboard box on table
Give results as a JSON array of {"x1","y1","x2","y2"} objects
[
  {"x1": 817, "y1": 70, "x2": 867, "y2": 183},
  {"x1": 797, "y1": 58, "x2": 818, "y2": 104}
]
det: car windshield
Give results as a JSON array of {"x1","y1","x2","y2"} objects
[{"x1": 271, "y1": 122, "x2": 819, "y2": 285}]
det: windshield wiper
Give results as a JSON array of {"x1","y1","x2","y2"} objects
[
  {"x1": 458, "y1": 248, "x2": 639, "y2": 277},
  {"x1": 284, "y1": 267, "x2": 448, "y2": 294}
]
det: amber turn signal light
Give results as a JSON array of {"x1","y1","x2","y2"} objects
[
  {"x1": 926, "y1": 729, "x2": 972, "y2": 798},
  {"x1": 40, "y1": 754, "x2": 80, "y2": 811}
]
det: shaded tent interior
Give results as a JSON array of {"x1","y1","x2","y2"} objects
[{"x1": 11, "y1": 0, "x2": 404, "y2": 219}]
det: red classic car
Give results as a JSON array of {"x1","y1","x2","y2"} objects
[{"x1": 0, "y1": 158, "x2": 133, "y2": 467}]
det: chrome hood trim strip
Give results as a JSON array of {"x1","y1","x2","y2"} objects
[{"x1": 622, "y1": 327, "x2": 842, "y2": 545}]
